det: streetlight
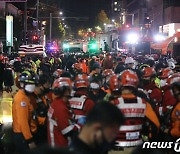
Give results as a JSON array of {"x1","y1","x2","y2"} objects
[
  {"x1": 112, "y1": 19, "x2": 115, "y2": 23},
  {"x1": 104, "y1": 23, "x2": 106, "y2": 26},
  {"x1": 59, "y1": 11, "x2": 63, "y2": 15},
  {"x1": 62, "y1": 18, "x2": 65, "y2": 21}
]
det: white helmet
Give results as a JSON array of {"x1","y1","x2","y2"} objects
[
  {"x1": 168, "y1": 61, "x2": 175, "y2": 69},
  {"x1": 125, "y1": 57, "x2": 135, "y2": 64}
]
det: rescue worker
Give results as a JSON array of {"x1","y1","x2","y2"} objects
[
  {"x1": 103, "y1": 74, "x2": 121, "y2": 103},
  {"x1": 4, "y1": 62, "x2": 14, "y2": 93},
  {"x1": 102, "y1": 53, "x2": 113, "y2": 70},
  {"x1": 165, "y1": 73, "x2": 180, "y2": 139},
  {"x1": 124, "y1": 57, "x2": 136, "y2": 70},
  {"x1": 47, "y1": 77, "x2": 79, "y2": 147},
  {"x1": 89, "y1": 62, "x2": 101, "y2": 77},
  {"x1": 79, "y1": 58, "x2": 88, "y2": 73},
  {"x1": 69, "y1": 74, "x2": 94, "y2": 124},
  {"x1": 88, "y1": 74, "x2": 106, "y2": 103},
  {"x1": 69, "y1": 102, "x2": 125, "y2": 154},
  {"x1": 72, "y1": 63, "x2": 83, "y2": 77},
  {"x1": 113, "y1": 70, "x2": 160, "y2": 153},
  {"x1": 102, "y1": 69, "x2": 114, "y2": 93},
  {"x1": 158, "y1": 68, "x2": 176, "y2": 114},
  {"x1": 12, "y1": 70, "x2": 37, "y2": 154},
  {"x1": 31, "y1": 74, "x2": 51, "y2": 145},
  {"x1": 142, "y1": 67, "x2": 163, "y2": 116},
  {"x1": 53, "y1": 69, "x2": 64, "y2": 79}
]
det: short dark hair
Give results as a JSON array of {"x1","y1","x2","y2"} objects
[
  {"x1": 38, "y1": 74, "x2": 51, "y2": 85},
  {"x1": 86, "y1": 102, "x2": 124, "y2": 127}
]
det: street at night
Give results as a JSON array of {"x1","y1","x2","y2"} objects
[{"x1": 0, "y1": 0, "x2": 180, "y2": 154}]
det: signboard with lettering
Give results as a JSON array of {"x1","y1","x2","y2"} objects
[{"x1": 6, "y1": 15, "x2": 13, "y2": 47}]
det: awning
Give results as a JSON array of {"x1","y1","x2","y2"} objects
[{"x1": 151, "y1": 32, "x2": 180, "y2": 55}]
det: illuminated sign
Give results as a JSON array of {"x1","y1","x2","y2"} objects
[{"x1": 6, "y1": 15, "x2": 13, "y2": 47}]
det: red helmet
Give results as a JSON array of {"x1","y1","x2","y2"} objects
[
  {"x1": 52, "y1": 77, "x2": 72, "y2": 95},
  {"x1": 102, "y1": 69, "x2": 114, "y2": 77},
  {"x1": 72, "y1": 63, "x2": 83, "y2": 71},
  {"x1": 0, "y1": 55, "x2": 4, "y2": 61},
  {"x1": 159, "y1": 68, "x2": 173, "y2": 79},
  {"x1": 119, "y1": 69, "x2": 139, "y2": 88},
  {"x1": 4, "y1": 57, "x2": 9, "y2": 62},
  {"x1": 74, "y1": 74, "x2": 89, "y2": 88},
  {"x1": 143, "y1": 67, "x2": 156, "y2": 77},
  {"x1": 53, "y1": 69, "x2": 64, "y2": 78},
  {"x1": 16, "y1": 57, "x2": 21, "y2": 62},
  {"x1": 167, "y1": 73, "x2": 180, "y2": 86},
  {"x1": 108, "y1": 74, "x2": 120, "y2": 91}
]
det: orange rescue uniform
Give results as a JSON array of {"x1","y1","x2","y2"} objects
[
  {"x1": 12, "y1": 89, "x2": 35, "y2": 141},
  {"x1": 170, "y1": 103, "x2": 180, "y2": 138}
]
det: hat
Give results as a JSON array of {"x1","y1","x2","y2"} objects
[
  {"x1": 125, "y1": 57, "x2": 135, "y2": 64},
  {"x1": 92, "y1": 62, "x2": 101, "y2": 70}
]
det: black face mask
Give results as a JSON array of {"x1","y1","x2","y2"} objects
[
  {"x1": 94, "y1": 129, "x2": 115, "y2": 153},
  {"x1": 142, "y1": 79, "x2": 150, "y2": 85}
]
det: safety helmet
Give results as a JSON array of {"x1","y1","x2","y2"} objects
[
  {"x1": 167, "y1": 73, "x2": 180, "y2": 86},
  {"x1": 119, "y1": 69, "x2": 139, "y2": 88},
  {"x1": 16, "y1": 57, "x2": 21, "y2": 62},
  {"x1": 167, "y1": 61, "x2": 175, "y2": 70},
  {"x1": 102, "y1": 69, "x2": 114, "y2": 77},
  {"x1": 125, "y1": 57, "x2": 135, "y2": 64},
  {"x1": 52, "y1": 77, "x2": 72, "y2": 95},
  {"x1": 72, "y1": 63, "x2": 83, "y2": 71},
  {"x1": 53, "y1": 69, "x2": 64, "y2": 79},
  {"x1": 74, "y1": 74, "x2": 89, "y2": 88},
  {"x1": 0, "y1": 55, "x2": 4, "y2": 61},
  {"x1": 19, "y1": 70, "x2": 37, "y2": 84},
  {"x1": 142, "y1": 67, "x2": 156, "y2": 77},
  {"x1": 108, "y1": 74, "x2": 120, "y2": 91},
  {"x1": 159, "y1": 68, "x2": 173, "y2": 79}
]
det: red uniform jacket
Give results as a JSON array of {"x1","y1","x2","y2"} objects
[
  {"x1": 47, "y1": 98, "x2": 77, "y2": 147},
  {"x1": 69, "y1": 91, "x2": 94, "y2": 121},
  {"x1": 144, "y1": 83, "x2": 163, "y2": 116},
  {"x1": 162, "y1": 85, "x2": 177, "y2": 113}
]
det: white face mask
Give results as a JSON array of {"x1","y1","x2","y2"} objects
[
  {"x1": 25, "y1": 84, "x2": 35, "y2": 93},
  {"x1": 160, "y1": 79, "x2": 167, "y2": 87}
]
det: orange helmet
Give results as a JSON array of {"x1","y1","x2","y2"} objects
[
  {"x1": 108, "y1": 74, "x2": 120, "y2": 91},
  {"x1": 52, "y1": 77, "x2": 72, "y2": 95},
  {"x1": 159, "y1": 68, "x2": 173, "y2": 79},
  {"x1": 74, "y1": 74, "x2": 89, "y2": 88},
  {"x1": 72, "y1": 63, "x2": 83, "y2": 71},
  {"x1": 53, "y1": 69, "x2": 64, "y2": 78},
  {"x1": 167, "y1": 73, "x2": 180, "y2": 86},
  {"x1": 142, "y1": 67, "x2": 156, "y2": 77},
  {"x1": 102, "y1": 69, "x2": 114, "y2": 77},
  {"x1": 119, "y1": 69, "x2": 139, "y2": 88}
]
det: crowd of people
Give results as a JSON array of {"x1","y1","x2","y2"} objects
[{"x1": 0, "y1": 51, "x2": 180, "y2": 154}]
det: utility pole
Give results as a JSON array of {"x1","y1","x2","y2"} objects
[
  {"x1": 50, "y1": 13, "x2": 52, "y2": 42},
  {"x1": 24, "y1": 1, "x2": 27, "y2": 45},
  {"x1": 36, "y1": 0, "x2": 39, "y2": 36}
]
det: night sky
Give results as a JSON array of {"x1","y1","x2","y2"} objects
[{"x1": 13, "y1": 0, "x2": 111, "y2": 33}]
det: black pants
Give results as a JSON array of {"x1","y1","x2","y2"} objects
[
  {"x1": 13, "y1": 133, "x2": 29, "y2": 154},
  {"x1": 0, "y1": 78, "x2": 3, "y2": 92}
]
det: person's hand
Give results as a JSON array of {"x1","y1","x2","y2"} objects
[{"x1": 28, "y1": 142, "x2": 36, "y2": 149}]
